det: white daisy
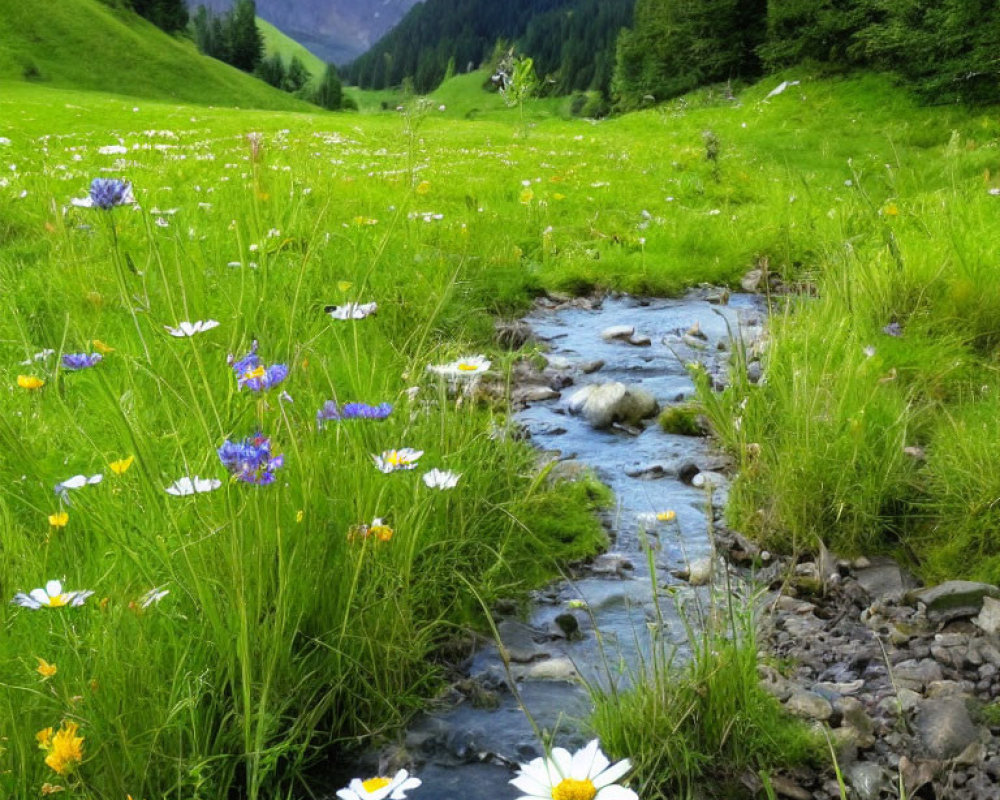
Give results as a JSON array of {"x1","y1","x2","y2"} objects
[
  {"x1": 165, "y1": 319, "x2": 220, "y2": 337},
  {"x1": 510, "y1": 739, "x2": 637, "y2": 800},
  {"x1": 372, "y1": 449, "x2": 423, "y2": 473},
  {"x1": 422, "y1": 468, "x2": 461, "y2": 490},
  {"x1": 20, "y1": 348, "x2": 55, "y2": 365},
  {"x1": 12, "y1": 579, "x2": 95, "y2": 610},
  {"x1": 165, "y1": 476, "x2": 222, "y2": 496},
  {"x1": 54, "y1": 473, "x2": 103, "y2": 499},
  {"x1": 138, "y1": 586, "x2": 170, "y2": 608},
  {"x1": 426, "y1": 355, "x2": 491, "y2": 379},
  {"x1": 336, "y1": 769, "x2": 421, "y2": 800},
  {"x1": 327, "y1": 302, "x2": 378, "y2": 320}
]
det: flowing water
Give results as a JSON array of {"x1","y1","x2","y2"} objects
[{"x1": 326, "y1": 292, "x2": 763, "y2": 799}]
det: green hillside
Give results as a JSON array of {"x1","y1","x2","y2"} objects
[
  {"x1": 0, "y1": 0, "x2": 313, "y2": 110},
  {"x1": 257, "y1": 17, "x2": 327, "y2": 88}
]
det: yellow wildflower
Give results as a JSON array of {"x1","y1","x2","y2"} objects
[
  {"x1": 109, "y1": 456, "x2": 134, "y2": 476},
  {"x1": 296, "y1": 510, "x2": 304, "y2": 523},
  {"x1": 41, "y1": 721, "x2": 84, "y2": 775},
  {"x1": 48, "y1": 511, "x2": 69, "y2": 528},
  {"x1": 91, "y1": 339, "x2": 115, "y2": 354},
  {"x1": 40, "y1": 784, "x2": 65, "y2": 795},
  {"x1": 17, "y1": 375, "x2": 45, "y2": 390},
  {"x1": 36, "y1": 728, "x2": 53, "y2": 751},
  {"x1": 415, "y1": 180, "x2": 431, "y2": 195},
  {"x1": 36, "y1": 657, "x2": 57, "y2": 679},
  {"x1": 336, "y1": 281, "x2": 353, "y2": 292},
  {"x1": 519, "y1": 188, "x2": 534, "y2": 204},
  {"x1": 656, "y1": 510, "x2": 677, "y2": 522}
]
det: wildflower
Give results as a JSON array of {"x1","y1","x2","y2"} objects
[
  {"x1": 422, "y1": 469, "x2": 460, "y2": 490},
  {"x1": 882, "y1": 321, "x2": 903, "y2": 338},
  {"x1": 48, "y1": 511, "x2": 69, "y2": 528},
  {"x1": 36, "y1": 657, "x2": 58, "y2": 679},
  {"x1": 13, "y1": 580, "x2": 94, "y2": 609},
  {"x1": 109, "y1": 456, "x2": 134, "y2": 476},
  {"x1": 427, "y1": 355, "x2": 491, "y2": 380},
  {"x1": 510, "y1": 739, "x2": 637, "y2": 800},
  {"x1": 218, "y1": 434, "x2": 284, "y2": 485},
  {"x1": 326, "y1": 301, "x2": 378, "y2": 320},
  {"x1": 91, "y1": 339, "x2": 115, "y2": 354},
  {"x1": 567, "y1": 599, "x2": 588, "y2": 610},
  {"x1": 137, "y1": 586, "x2": 169, "y2": 608},
  {"x1": 863, "y1": 345, "x2": 876, "y2": 358},
  {"x1": 165, "y1": 319, "x2": 220, "y2": 337},
  {"x1": 336, "y1": 769, "x2": 421, "y2": 800},
  {"x1": 657, "y1": 510, "x2": 676, "y2": 522},
  {"x1": 54, "y1": 473, "x2": 103, "y2": 500},
  {"x1": 370, "y1": 518, "x2": 394, "y2": 542},
  {"x1": 228, "y1": 341, "x2": 288, "y2": 391},
  {"x1": 884, "y1": 202, "x2": 899, "y2": 216},
  {"x1": 40, "y1": 783, "x2": 65, "y2": 794},
  {"x1": 86, "y1": 178, "x2": 134, "y2": 210},
  {"x1": 62, "y1": 352, "x2": 102, "y2": 370},
  {"x1": 415, "y1": 180, "x2": 431, "y2": 195},
  {"x1": 164, "y1": 476, "x2": 222, "y2": 496},
  {"x1": 38, "y1": 720, "x2": 84, "y2": 776},
  {"x1": 20, "y1": 348, "x2": 55, "y2": 365},
  {"x1": 373, "y1": 449, "x2": 423, "y2": 473},
  {"x1": 296, "y1": 510, "x2": 304, "y2": 523},
  {"x1": 17, "y1": 375, "x2": 44, "y2": 389},
  {"x1": 316, "y1": 401, "x2": 393, "y2": 427}
]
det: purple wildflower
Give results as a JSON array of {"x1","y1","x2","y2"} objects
[
  {"x1": 89, "y1": 178, "x2": 134, "y2": 210},
  {"x1": 882, "y1": 321, "x2": 903, "y2": 338},
  {"x1": 218, "y1": 433, "x2": 284, "y2": 485},
  {"x1": 316, "y1": 401, "x2": 393, "y2": 428},
  {"x1": 62, "y1": 353, "x2": 103, "y2": 370},
  {"x1": 227, "y1": 341, "x2": 288, "y2": 392}
]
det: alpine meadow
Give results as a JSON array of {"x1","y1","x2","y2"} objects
[{"x1": 4, "y1": 0, "x2": 1000, "y2": 799}]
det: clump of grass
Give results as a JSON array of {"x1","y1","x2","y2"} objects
[
  {"x1": 658, "y1": 403, "x2": 707, "y2": 436},
  {"x1": 589, "y1": 587, "x2": 819, "y2": 799}
]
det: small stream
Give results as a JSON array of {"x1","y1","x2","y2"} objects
[{"x1": 328, "y1": 292, "x2": 764, "y2": 799}]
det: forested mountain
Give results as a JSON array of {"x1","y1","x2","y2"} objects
[
  {"x1": 613, "y1": 0, "x2": 1000, "y2": 108},
  {"x1": 185, "y1": 0, "x2": 420, "y2": 62},
  {"x1": 341, "y1": 0, "x2": 634, "y2": 95}
]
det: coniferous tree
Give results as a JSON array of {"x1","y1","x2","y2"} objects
[
  {"x1": 284, "y1": 56, "x2": 311, "y2": 93},
  {"x1": 227, "y1": 0, "x2": 264, "y2": 73},
  {"x1": 313, "y1": 64, "x2": 345, "y2": 110},
  {"x1": 255, "y1": 53, "x2": 287, "y2": 88}
]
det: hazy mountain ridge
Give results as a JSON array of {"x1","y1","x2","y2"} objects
[{"x1": 186, "y1": 0, "x2": 421, "y2": 63}]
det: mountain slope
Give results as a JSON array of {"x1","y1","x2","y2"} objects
[
  {"x1": 0, "y1": 0, "x2": 312, "y2": 110},
  {"x1": 342, "y1": 0, "x2": 633, "y2": 94},
  {"x1": 258, "y1": 17, "x2": 327, "y2": 87},
  {"x1": 188, "y1": 0, "x2": 421, "y2": 63}
]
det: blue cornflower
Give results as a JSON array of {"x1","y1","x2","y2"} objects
[
  {"x1": 227, "y1": 341, "x2": 288, "y2": 392},
  {"x1": 316, "y1": 401, "x2": 393, "y2": 428},
  {"x1": 62, "y1": 353, "x2": 102, "y2": 370},
  {"x1": 218, "y1": 433, "x2": 284, "y2": 485},
  {"x1": 88, "y1": 178, "x2": 134, "y2": 210}
]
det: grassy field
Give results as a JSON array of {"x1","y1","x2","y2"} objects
[
  {"x1": 257, "y1": 17, "x2": 328, "y2": 89},
  {"x1": 3, "y1": 61, "x2": 1000, "y2": 798}
]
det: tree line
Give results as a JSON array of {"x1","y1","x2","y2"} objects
[{"x1": 613, "y1": 0, "x2": 1000, "y2": 109}]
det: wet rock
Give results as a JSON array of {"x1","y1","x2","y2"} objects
[
  {"x1": 846, "y1": 762, "x2": 887, "y2": 800},
  {"x1": 627, "y1": 334, "x2": 652, "y2": 347},
  {"x1": 685, "y1": 321, "x2": 708, "y2": 340},
  {"x1": 600, "y1": 325, "x2": 634, "y2": 341},
  {"x1": 893, "y1": 658, "x2": 943, "y2": 691},
  {"x1": 975, "y1": 596, "x2": 1000, "y2": 635},
  {"x1": 691, "y1": 471, "x2": 725, "y2": 490},
  {"x1": 914, "y1": 697, "x2": 979, "y2": 760},
  {"x1": 523, "y1": 657, "x2": 578, "y2": 682},
  {"x1": 553, "y1": 613, "x2": 580, "y2": 640},
  {"x1": 677, "y1": 461, "x2": 701, "y2": 485},
  {"x1": 513, "y1": 385, "x2": 561, "y2": 404},
  {"x1": 624, "y1": 463, "x2": 671, "y2": 480},
  {"x1": 906, "y1": 580, "x2": 1000, "y2": 623},
  {"x1": 681, "y1": 334, "x2": 708, "y2": 350},
  {"x1": 590, "y1": 552, "x2": 632, "y2": 576},
  {"x1": 578, "y1": 359, "x2": 605, "y2": 374},
  {"x1": 767, "y1": 774, "x2": 811, "y2": 800},
  {"x1": 746, "y1": 361, "x2": 763, "y2": 384},
  {"x1": 675, "y1": 556, "x2": 714, "y2": 586},
  {"x1": 497, "y1": 621, "x2": 547, "y2": 664},
  {"x1": 835, "y1": 697, "x2": 875, "y2": 746},
  {"x1": 567, "y1": 383, "x2": 658, "y2": 429},
  {"x1": 785, "y1": 690, "x2": 833, "y2": 721},
  {"x1": 545, "y1": 355, "x2": 572, "y2": 370}
]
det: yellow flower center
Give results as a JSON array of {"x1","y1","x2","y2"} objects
[
  {"x1": 656, "y1": 510, "x2": 676, "y2": 522},
  {"x1": 552, "y1": 778, "x2": 597, "y2": 800},
  {"x1": 243, "y1": 366, "x2": 266, "y2": 381},
  {"x1": 46, "y1": 595, "x2": 68, "y2": 608},
  {"x1": 362, "y1": 776, "x2": 391, "y2": 792},
  {"x1": 371, "y1": 524, "x2": 394, "y2": 542},
  {"x1": 457, "y1": 363, "x2": 479, "y2": 371}
]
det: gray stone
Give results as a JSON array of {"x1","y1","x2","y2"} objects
[
  {"x1": 600, "y1": 325, "x2": 634, "y2": 341},
  {"x1": 893, "y1": 658, "x2": 943, "y2": 691},
  {"x1": 524, "y1": 657, "x2": 578, "y2": 682},
  {"x1": 494, "y1": 319, "x2": 533, "y2": 349},
  {"x1": 741, "y1": 268, "x2": 763, "y2": 292},
  {"x1": 846, "y1": 762, "x2": 887, "y2": 800},
  {"x1": 685, "y1": 321, "x2": 708, "y2": 340},
  {"x1": 553, "y1": 613, "x2": 580, "y2": 639},
  {"x1": 686, "y1": 557, "x2": 714, "y2": 586},
  {"x1": 926, "y1": 680, "x2": 971, "y2": 699},
  {"x1": 854, "y1": 557, "x2": 917, "y2": 599},
  {"x1": 785, "y1": 690, "x2": 833, "y2": 721},
  {"x1": 813, "y1": 679, "x2": 864, "y2": 696},
  {"x1": 681, "y1": 334, "x2": 707, "y2": 350},
  {"x1": 513, "y1": 385, "x2": 561, "y2": 403},
  {"x1": 691, "y1": 471, "x2": 725, "y2": 490},
  {"x1": 545, "y1": 355, "x2": 572, "y2": 370},
  {"x1": 567, "y1": 382, "x2": 659, "y2": 429},
  {"x1": 746, "y1": 361, "x2": 763, "y2": 384},
  {"x1": 914, "y1": 697, "x2": 980, "y2": 760},
  {"x1": 590, "y1": 552, "x2": 632, "y2": 575},
  {"x1": 626, "y1": 334, "x2": 652, "y2": 347},
  {"x1": 578, "y1": 359, "x2": 605, "y2": 374},
  {"x1": 497, "y1": 621, "x2": 547, "y2": 664},
  {"x1": 906, "y1": 580, "x2": 1000, "y2": 623},
  {"x1": 975, "y1": 596, "x2": 1000, "y2": 635}
]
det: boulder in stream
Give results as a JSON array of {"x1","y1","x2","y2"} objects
[{"x1": 567, "y1": 382, "x2": 658, "y2": 429}]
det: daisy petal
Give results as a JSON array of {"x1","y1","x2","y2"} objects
[
  {"x1": 595, "y1": 784, "x2": 639, "y2": 800},
  {"x1": 592, "y1": 758, "x2": 633, "y2": 788}
]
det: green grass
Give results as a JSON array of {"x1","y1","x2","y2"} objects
[
  {"x1": 0, "y1": 0, "x2": 312, "y2": 110},
  {"x1": 257, "y1": 17, "x2": 327, "y2": 88},
  {"x1": 4, "y1": 60, "x2": 1000, "y2": 798}
]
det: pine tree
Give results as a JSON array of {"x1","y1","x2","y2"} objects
[
  {"x1": 284, "y1": 56, "x2": 311, "y2": 93},
  {"x1": 227, "y1": 0, "x2": 264, "y2": 73},
  {"x1": 313, "y1": 64, "x2": 344, "y2": 110}
]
